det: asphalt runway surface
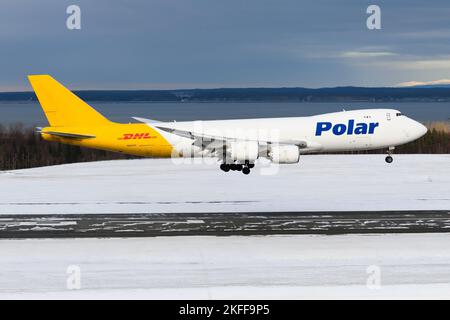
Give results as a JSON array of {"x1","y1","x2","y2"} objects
[{"x1": 0, "y1": 211, "x2": 449, "y2": 238}]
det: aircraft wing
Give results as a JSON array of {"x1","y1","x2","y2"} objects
[
  {"x1": 155, "y1": 126, "x2": 234, "y2": 151},
  {"x1": 132, "y1": 117, "x2": 163, "y2": 124},
  {"x1": 155, "y1": 125, "x2": 308, "y2": 150}
]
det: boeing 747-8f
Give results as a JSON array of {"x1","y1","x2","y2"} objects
[{"x1": 28, "y1": 75, "x2": 427, "y2": 174}]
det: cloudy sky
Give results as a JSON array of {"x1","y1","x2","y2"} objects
[{"x1": 1, "y1": 0, "x2": 450, "y2": 90}]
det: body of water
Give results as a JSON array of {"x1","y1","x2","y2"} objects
[{"x1": 0, "y1": 101, "x2": 449, "y2": 127}]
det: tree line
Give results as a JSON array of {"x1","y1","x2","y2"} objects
[
  {"x1": 0, "y1": 122, "x2": 449, "y2": 171},
  {"x1": 0, "y1": 124, "x2": 134, "y2": 170}
]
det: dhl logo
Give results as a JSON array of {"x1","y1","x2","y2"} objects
[{"x1": 119, "y1": 133, "x2": 156, "y2": 140}]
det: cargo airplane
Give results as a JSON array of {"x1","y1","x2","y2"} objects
[{"x1": 28, "y1": 75, "x2": 428, "y2": 175}]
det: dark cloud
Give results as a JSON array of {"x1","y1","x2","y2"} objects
[{"x1": 1, "y1": 0, "x2": 450, "y2": 90}]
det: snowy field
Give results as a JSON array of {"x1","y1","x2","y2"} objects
[
  {"x1": 0, "y1": 155, "x2": 449, "y2": 214},
  {"x1": 2, "y1": 233, "x2": 450, "y2": 299}
]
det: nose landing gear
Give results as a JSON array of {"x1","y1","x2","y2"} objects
[{"x1": 385, "y1": 147, "x2": 395, "y2": 164}]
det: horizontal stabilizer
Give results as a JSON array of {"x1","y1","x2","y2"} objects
[{"x1": 41, "y1": 130, "x2": 96, "y2": 139}]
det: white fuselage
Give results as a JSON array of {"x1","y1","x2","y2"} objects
[{"x1": 154, "y1": 109, "x2": 428, "y2": 158}]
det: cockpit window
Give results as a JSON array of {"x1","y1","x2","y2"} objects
[{"x1": 396, "y1": 112, "x2": 403, "y2": 117}]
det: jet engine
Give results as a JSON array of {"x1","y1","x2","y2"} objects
[
  {"x1": 268, "y1": 145, "x2": 300, "y2": 163},
  {"x1": 229, "y1": 141, "x2": 259, "y2": 162}
]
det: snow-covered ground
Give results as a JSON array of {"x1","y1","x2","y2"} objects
[
  {"x1": 0, "y1": 155, "x2": 449, "y2": 214},
  {"x1": 2, "y1": 233, "x2": 450, "y2": 299}
]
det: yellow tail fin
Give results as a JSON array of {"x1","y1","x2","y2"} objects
[{"x1": 28, "y1": 75, "x2": 111, "y2": 127}]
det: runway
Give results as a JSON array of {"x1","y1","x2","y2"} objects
[{"x1": 1, "y1": 210, "x2": 449, "y2": 238}]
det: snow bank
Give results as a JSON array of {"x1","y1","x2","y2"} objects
[
  {"x1": 0, "y1": 155, "x2": 449, "y2": 214},
  {"x1": 1, "y1": 233, "x2": 450, "y2": 299}
]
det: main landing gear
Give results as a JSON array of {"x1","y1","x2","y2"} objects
[
  {"x1": 385, "y1": 147, "x2": 394, "y2": 164},
  {"x1": 220, "y1": 160, "x2": 255, "y2": 175}
]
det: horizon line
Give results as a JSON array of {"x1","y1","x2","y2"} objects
[{"x1": 3, "y1": 84, "x2": 449, "y2": 94}]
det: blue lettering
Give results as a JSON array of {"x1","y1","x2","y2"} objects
[
  {"x1": 333, "y1": 124, "x2": 346, "y2": 135},
  {"x1": 354, "y1": 123, "x2": 368, "y2": 135},
  {"x1": 347, "y1": 119, "x2": 354, "y2": 135},
  {"x1": 315, "y1": 120, "x2": 379, "y2": 136},
  {"x1": 368, "y1": 122, "x2": 379, "y2": 134},
  {"x1": 315, "y1": 122, "x2": 332, "y2": 136}
]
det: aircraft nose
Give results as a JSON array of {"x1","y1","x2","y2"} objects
[{"x1": 415, "y1": 121, "x2": 428, "y2": 138}]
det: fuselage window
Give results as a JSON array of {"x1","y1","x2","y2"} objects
[{"x1": 396, "y1": 112, "x2": 403, "y2": 117}]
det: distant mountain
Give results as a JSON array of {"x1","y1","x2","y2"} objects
[
  {"x1": 406, "y1": 84, "x2": 450, "y2": 89},
  {"x1": 396, "y1": 80, "x2": 450, "y2": 89},
  {"x1": 1, "y1": 86, "x2": 450, "y2": 102}
]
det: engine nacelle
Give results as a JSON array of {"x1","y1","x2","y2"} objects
[
  {"x1": 268, "y1": 145, "x2": 300, "y2": 164},
  {"x1": 229, "y1": 141, "x2": 259, "y2": 162}
]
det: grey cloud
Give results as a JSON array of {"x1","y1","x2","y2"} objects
[{"x1": 0, "y1": 0, "x2": 450, "y2": 90}]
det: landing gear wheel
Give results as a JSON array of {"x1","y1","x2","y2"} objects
[
  {"x1": 220, "y1": 163, "x2": 230, "y2": 172},
  {"x1": 242, "y1": 167, "x2": 251, "y2": 175},
  {"x1": 244, "y1": 160, "x2": 255, "y2": 169},
  {"x1": 385, "y1": 146, "x2": 395, "y2": 164},
  {"x1": 236, "y1": 164, "x2": 243, "y2": 171}
]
